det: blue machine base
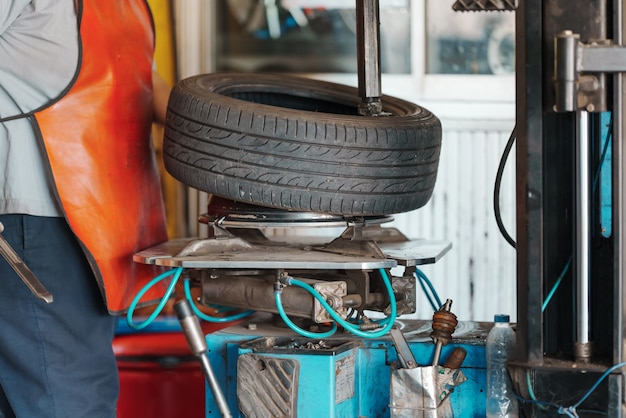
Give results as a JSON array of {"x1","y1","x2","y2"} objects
[{"x1": 205, "y1": 314, "x2": 490, "y2": 417}]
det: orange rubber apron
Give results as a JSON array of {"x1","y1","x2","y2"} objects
[{"x1": 33, "y1": 0, "x2": 168, "y2": 313}]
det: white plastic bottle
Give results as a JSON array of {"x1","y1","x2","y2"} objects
[{"x1": 486, "y1": 314, "x2": 518, "y2": 418}]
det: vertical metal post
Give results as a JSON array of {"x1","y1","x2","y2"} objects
[
  {"x1": 614, "y1": 0, "x2": 626, "y2": 373},
  {"x1": 611, "y1": 3, "x2": 626, "y2": 415},
  {"x1": 575, "y1": 110, "x2": 592, "y2": 361},
  {"x1": 356, "y1": 0, "x2": 384, "y2": 116},
  {"x1": 515, "y1": 0, "x2": 545, "y2": 365},
  {"x1": 175, "y1": 300, "x2": 232, "y2": 418}
]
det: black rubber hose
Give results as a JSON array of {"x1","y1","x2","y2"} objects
[{"x1": 494, "y1": 126, "x2": 517, "y2": 249}]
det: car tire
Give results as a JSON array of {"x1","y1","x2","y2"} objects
[{"x1": 163, "y1": 73, "x2": 442, "y2": 215}]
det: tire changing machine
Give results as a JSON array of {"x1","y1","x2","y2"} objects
[
  {"x1": 133, "y1": 1, "x2": 495, "y2": 417},
  {"x1": 134, "y1": 0, "x2": 494, "y2": 406}
]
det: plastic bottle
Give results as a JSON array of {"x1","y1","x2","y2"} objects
[{"x1": 486, "y1": 314, "x2": 518, "y2": 418}]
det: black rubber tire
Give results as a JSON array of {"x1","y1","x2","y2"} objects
[{"x1": 163, "y1": 73, "x2": 442, "y2": 215}]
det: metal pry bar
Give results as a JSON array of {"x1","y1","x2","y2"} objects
[{"x1": 0, "y1": 221, "x2": 53, "y2": 303}]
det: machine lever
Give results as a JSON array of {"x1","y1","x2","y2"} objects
[
  {"x1": 0, "y1": 221, "x2": 53, "y2": 303},
  {"x1": 175, "y1": 299, "x2": 232, "y2": 418},
  {"x1": 390, "y1": 325, "x2": 418, "y2": 368},
  {"x1": 430, "y1": 299, "x2": 458, "y2": 366}
]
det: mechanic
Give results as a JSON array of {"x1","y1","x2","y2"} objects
[{"x1": 0, "y1": 1, "x2": 169, "y2": 416}]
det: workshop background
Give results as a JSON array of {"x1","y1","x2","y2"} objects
[
  {"x1": 154, "y1": 0, "x2": 517, "y2": 323},
  {"x1": 116, "y1": 1, "x2": 626, "y2": 417}
]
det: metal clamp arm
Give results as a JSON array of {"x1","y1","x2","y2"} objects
[
  {"x1": 553, "y1": 30, "x2": 626, "y2": 112},
  {"x1": 356, "y1": 0, "x2": 385, "y2": 116}
]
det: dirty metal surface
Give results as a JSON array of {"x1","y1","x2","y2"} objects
[
  {"x1": 237, "y1": 354, "x2": 298, "y2": 418},
  {"x1": 452, "y1": 0, "x2": 517, "y2": 11},
  {"x1": 134, "y1": 237, "x2": 450, "y2": 270}
]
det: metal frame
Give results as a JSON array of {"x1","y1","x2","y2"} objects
[{"x1": 514, "y1": 0, "x2": 625, "y2": 415}]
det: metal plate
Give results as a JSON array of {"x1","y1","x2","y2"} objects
[
  {"x1": 237, "y1": 354, "x2": 298, "y2": 418},
  {"x1": 134, "y1": 237, "x2": 396, "y2": 269},
  {"x1": 452, "y1": 0, "x2": 517, "y2": 11},
  {"x1": 134, "y1": 237, "x2": 451, "y2": 270},
  {"x1": 378, "y1": 240, "x2": 452, "y2": 266}
]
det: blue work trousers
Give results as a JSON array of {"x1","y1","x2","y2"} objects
[{"x1": 0, "y1": 214, "x2": 118, "y2": 418}]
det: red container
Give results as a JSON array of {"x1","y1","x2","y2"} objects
[{"x1": 113, "y1": 321, "x2": 232, "y2": 418}]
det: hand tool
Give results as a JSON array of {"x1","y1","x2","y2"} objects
[{"x1": 0, "y1": 221, "x2": 53, "y2": 303}]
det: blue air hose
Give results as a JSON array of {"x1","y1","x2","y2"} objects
[
  {"x1": 279, "y1": 268, "x2": 396, "y2": 339},
  {"x1": 183, "y1": 278, "x2": 254, "y2": 323},
  {"x1": 274, "y1": 290, "x2": 338, "y2": 338},
  {"x1": 126, "y1": 267, "x2": 254, "y2": 329},
  {"x1": 126, "y1": 267, "x2": 183, "y2": 330}
]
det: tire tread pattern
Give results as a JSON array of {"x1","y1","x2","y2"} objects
[{"x1": 163, "y1": 73, "x2": 442, "y2": 215}]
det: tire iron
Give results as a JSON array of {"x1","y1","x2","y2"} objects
[{"x1": 0, "y1": 221, "x2": 53, "y2": 303}]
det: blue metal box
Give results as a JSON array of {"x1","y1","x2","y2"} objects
[{"x1": 205, "y1": 314, "x2": 489, "y2": 417}]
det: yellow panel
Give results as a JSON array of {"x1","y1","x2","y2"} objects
[
  {"x1": 148, "y1": 0, "x2": 183, "y2": 238},
  {"x1": 148, "y1": 0, "x2": 176, "y2": 85}
]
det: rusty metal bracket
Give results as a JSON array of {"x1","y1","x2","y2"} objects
[
  {"x1": 452, "y1": 0, "x2": 517, "y2": 12},
  {"x1": 553, "y1": 30, "x2": 626, "y2": 113}
]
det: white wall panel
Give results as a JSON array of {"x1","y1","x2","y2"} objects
[
  {"x1": 390, "y1": 124, "x2": 516, "y2": 322},
  {"x1": 173, "y1": 0, "x2": 214, "y2": 237}
]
